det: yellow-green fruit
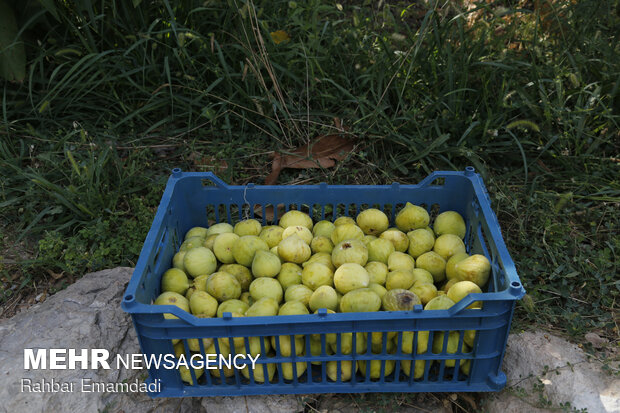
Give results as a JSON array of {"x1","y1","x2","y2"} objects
[
  {"x1": 249, "y1": 277, "x2": 283, "y2": 303},
  {"x1": 445, "y1": 252, "x2": 469, "y2": 281},
  {"x1": 180, "y1": 236, "x2": 204, "y2": 251},
  {"x1": 409, "y1": 282, "x2": 438, "y2": 305},
  {"x1": 161, "y1": 268, "x2": 190, "y2": 295},
  {"x1": 259, "y1": 225, "x2": 284, "y2": 248},
  {"x1": 202, "y1": 234, "x2": 218, "y2": 250},
  {"x1": 365, "y1": 261, "x2": 388, "y2": 285},
  {"x1": 303, "y1": 252, "x2": 335, "y2": 271},
  {"x1": 401, "y1": 330, "x2": 430, "y2": 354},
  {"x1": 154, "y1": 292, "x2": 190, "y2": 320},
  {"x1": 432, "y1": 331, "x2": 464, "y2": 367},
  {"x1": 334, "y1": 216, "x2": 356, "y2": 226},
  {"x1": 212, "y1": 233, "x2": 240, "y2": 264},
  {"x1": 239, "y1": 336, "x2": 271, "y2": 357},
  {"x1": 242, "y1": 359, "x2": 276, "y2": 383},
  {"x1": 277, "y1": 234, "x2": 312, "y2": 264},
  {"x1": 183, "y1": 247, "x2": 217, "y2": 278},
  {"x1": 310, "y1": 236, "x2": 334, "y2": 254},
  {"x1": 216, "y1": 299, "x2": 249, "y2": 318},
  {"x1": 239, "y1": 291, "x2": 254, "y2": 307},
  {"x1": 185, "y1": 226, "x2": 208, "y2": 240},
  {"x1": 277, "y1": 262, "x2": 303, "y2": 289},
  {"x1": 271, "y1": 335, "x2": 304, "y2": 356},
  {"x1": 367, "y1": 238, "x2": 395, "y2": 264},
  {"x1": 386, "y1": 270, "x2": 416, "y2": 290},
  {"x1": 308, "y1": 336, "x2": 334, "y2": 364},
  {"x1": 441, "y1": 279, "x2": 458, "y2": 292},
  {"x1": 279, "y1": 210, "x2": 313, "y2": 230},
  {"x1": 278, "y1": 300, "x2": 310, "y2": 316},
  {"x1": 245, "y1": 297, "x2": 279, "y2": 317},
  {"x1": 270, "y1": 246, "x2": 279, "y2": 257},
  {"x1": 401, "y1": 359, "x2": 426, "y2": 379},
  {"x1": 218, "y1": 264, "x2": 252, "y2": 291},
  {"x1": 371, "y1": 334, "x2": 396, "y2": 353},
  {"x1": 330, "y1": 223, "x2": 364, "y2": 245},
  {"x1": 310, "y1": 309, "x2": 337, "y2": 345},
  {"x1": 433, "y1": 234, "x2": 466, "y2": 261},
  {"x1": 206, "y1": 222, "x2": 234, "y2": 237},
  {"x1": 416, "y1": 251, "x2": 446, "y2": 283},
  {"x1": 460, "y1": 359, "x2": 471, "y2": 375},
  {"x1": 356, "y1": 208, "x2": 389, "y2": 236},
  {"x1": 186, "y1": 273, "x2": 209, "y2": 296},
  {"x1": 411, "y1": 268, "x2": 434, "y2": 285},
  {"x1": 282, "y1": 225, "x2": 313, "y2": 245},
  {"x1": 361, "y1": 235, "x2": 377, "y2": 247},
  {"x1": 301, "y1": 262, "x2": 334, "y2": 291},
  {"x1": 327, "y1": 360, "x2": 357, "y2": 382},
  {"x1": 179, "y1": 364, "x2": 204, "y2": 385},
  {"x1": 189, "y1": 290, "x2": 218, "y2": 317},
  {"x1": 407, "y1": 228, "x2": 435, "y2": 259},
  {"x1": 340, "y1": 288, "x2": 381, "y2": 312},
  {"x1": 382, "y1": 289, "x2": 421, "y2": 311},
  {"x1": 251, "y1": 250, "x2": 281, "y2": 278},
  {"x1": 464, "y1": 330, "x2": 476, "y2": 348},
  {"x1": 234, "y1": 219, "x2": 262, "y2": 237},
  {"x1": 313, "y1": 220, "x2": 336, "y2": 238},
  {"x1": 424, "y1": 295, "x2": 456, "y2": 310},
  {"x1": 359, "y1": 359, "x2": 395, "y2": 379},
  {"x1": 379, "y1": 228, "x2": 410, "y2": 252},
  {"x1": 331, "y1": 332, "x2": 366, "y2": 355},
  {"x1": 186, "y1": 337, "x2": 214, "y2": 352},
  {"x1": 387, "y1": 251, "x2": 415, "y2": 272},
  {"x1": 284, "y1": 284, "x2": 313, "y2": 306},
  {"x1": 395, "y1": 202, "x2": 430, "y2": 232},
  {"x1": 367, "y1": 283, "x2": 387, "y2": 299},
  {"x1": 433, "y1": 211, "x2": 466, "y2": 239},
  {"x1": 333, "y1": 263, "x2": 370, "y2": 294},
  {"x1": 370, "y1": 331, "x2": 397, "y2": 346},
  {"x1": 332, "y1": 239, "x2": 368, "y2": 268},
  {"x1": 454, "y1": 254, "x2": 491, "y2": 288},
  {"x1": 447, "y1": 280, "x2": 483, "y2": 309},
  {"x1": 280, "y1": 362, "x2": 307, "y2": 380},
  {"x1": 232, "y1": 235, "x2": 269, "y2": 267},
  {"x1": 172, "y1": 251, "x2": 186, "y2": 271},
  {"x1": 206, "y1": 271, "x2": 241, "y2": 302},
  {"x1": 308, "y1": 285, "x2": 338, "y2": 312}
]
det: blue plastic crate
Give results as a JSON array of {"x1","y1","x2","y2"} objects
[{"x1": 121, "y1": 167, "x2": 525, "y2": 398}]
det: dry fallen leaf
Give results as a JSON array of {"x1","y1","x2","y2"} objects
[
  {"x1": 585, "y1": 332, "x2": 608, "y2": 348},
  {"x1": 189, "y1": 153, "x2": 228, "y2": 175},
  {"x1": 265, "y1": 135, "x2": 355, "y2": 185}
]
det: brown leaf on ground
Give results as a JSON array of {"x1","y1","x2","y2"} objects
[
  {"x1": 189, "y1": 153, "x2": 228, "y2": 175},
  {"x1": 585, "y1": 332, "x2": 609, "y2": 348},
  {"x1": 265, "y1": 135, "x2": 355, "y2": 185}
]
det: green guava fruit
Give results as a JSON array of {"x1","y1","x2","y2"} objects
[
  {"x1": 330, "y1": 223, "x2": 364, "y2": 244},
  {"x1": 284, "y1": 284, "x2": 313, "y2": 306},
  {"x1": 333, "y1": 263, "x2": 370, "y2": 294},
  {"x1": 185, "y1": 226, "x2": 208, "y2": 240},
  {"x1": 251, "y1": 250, "x2": 281, "y2": 278},
  {"x1": 282, "y1": 225, "x2": 313, "y2": 244},
  {"x1": 245, "y1": 297, "x2": 279, "y2": 317},
  {"x1": 154, "y1": 291, "x2": 190, "y2": 319},
  {"x1": 411, "y1": 268, "x2": 434, "y2": 285},
  {"x1": 308, "y1": 285, "x2": 338, "y2": 312},
  {"x1": 454, "y1": 254, "x2": 491, "y2": 287},
  {"x1": 385, "y1": 270, "x2": 415, "y2": 290},
  {"x1": 212, "y1": 232, "x2": 240, "y2": 264},
  {"x1": 416, "y1": 251, "x2": 446, "y2": 283},
  {"x1": 241, "y1": 358, "x2": 276, "y2": 383},
  {"x1": 310, "y1": 236, "x2": 334, "y2": 254},
  {"x1": 279, "y1": 361, "x2": 307, "y2": 380},
  {"x1": 447, "y1": 280, "x2": 483, "y2": 309},
  {"x1": 303, "y1": 252, "x2": 335, "y2": 271},
  {"x1": 330, "y1": 332, "x2": 366, "y2": 355},
  {"x1": 381, "y1": 288, "x2": 421, "y2": 311},
  {"x1": 172, "y1": 251, "x2": 186, "y2": 271},
  {"x1": 424, "y1": 295, "x2": 456, "y2": 310},
  {"x1": 218, "y1": 263, "x2": 252, "y2": 291},
  {"x1": 277, "y1": 233, "x2": 311, "y2": 263},
  {"x1": 340, "y1": 288, "x2": 381, "y2": 312},
  {"x1": 202, "y1": 234, "x2": 218, "y2": 251},
  {"x1": 189, "y1": 290, "x2": 218, "y2": 317},
  {"x1": 279, "y1": 210, "x2": 313, "y2": 230},
  {"x1": 409, "y1": 281, "x2": 438, "y2": 305},
  {"x1": 379, "y1": 228, "x2": 410, "y2": 252},
  {"x1": 271, "y1": 335, "x2": 304, "y2": 356},
  {"x1": 332, "y1": 239, "x2": 368, "y2": 268},
  {"x1": 183, "y1": 246, "x2": 217, "y2": 278},
  {"x1": 312, "y1": 220, "x2": 336, "y2": 238},
  {"x1": 232, "y1": 235, "x2": 269, "y2": 267},
  {"x1": 239, "y1": 291, "x2": 254, "y2": 307},
  {"x1": 301, "y1": 262, "x2": 334, "y2": 291},
  {"x1": 365, "y1": 261, "x2": 388, "y2": 285},
  {"x1": 334, "y1": 216, "x2": 356, "y2": 226},
  {"x1": 277, "y1": 262, "x2": 303, "y2": 289},
  {"x1": 433, "y1": 211, "x2": 466, "y2": 239},
  {"x1": 216, "y1": 299, "x2": 249, "y2": 317},
  {"x1": 161, "y1": 268, "x2": 190, "y2": 295},
  {"x1": 327, "y1": 360, "x2": 357, "y2": 382},
  {"x1": 278, "y1": 300, "x2": 309, "y2": 316},
  {"x1": 367, "y1": 283, "x2": 387, "y2": 299},
  {"x1": 395, "y1": 202, "x2": 429, "y2": 232},
  {"x1": 205, "y1": 271, "x2": 241, "y2": 302},
  {"x1": 249, "y1": 276, "x2": 283, "y2": 303},
  {"x1": 179, "y1": 236, "x2": 204, "y2": 252},
  {"x1": 356, "y1": 208, "x2": 389, "y2": 236},
  {"x1": 259, "y1": 225, "x2": 284, "y2": 248},
  {"x1": 407, "y1": 228, "x2": 435, "y2": 258},
  {"x1": 433, "y1": 234, "x2": 466, "y2": 260},
  {"x1": 234, "y1": 218, "x2": 262, "y2": 237},
  {"x1": 401, "y1": 359, "x2": 427, "y2": 379},
  {"x1": 445, "y1": 252, "x2": 469, "y2": 281},
  {"x1": 367, "y1": 238, "x2": 395, "y2": 264},
  {"x1": 387, "y1": 251, "x2": 415, "y2": 272},
  {"x1": 401, "y1": 330, "x2": 430, "y2": 354},
  {"x1": 206, "y1": 222, "x2": 234, "y2": 237},
  {"x1": 359, "y1": 359, "x2": 395, "y2": 380}
]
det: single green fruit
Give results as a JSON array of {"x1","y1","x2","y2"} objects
[
  {"x1": 424, "y1": 295, "x2": 456, "y2": 310},
  {"x1": 259, "y1": 225, "x2": 284, "y2": 248},
  {"x1": 271, "y1": 335, "x2": 304, "y2": 356},
  {"x1": 202, "y1": 234, "x2": 218, "y2": 251},
  {"x1": 280, "y1": 361, "x2": 307, "y2": 380},
  {"x1": 382, "y1": 288, "x2": 421, "y2": 311},
  {"x1": 278, "y1": 233, "x2": 311, "y2": 263},
  {"x1": 245, "y1": 297, "x2": 279, "y2": 317},
  {"x1": 284, "y1": 284, "x2": 313, "y2": 306},
  {"x1": 361, "y1": 235, "x2": 377, "y2": 247},
  {"x1": 385, "y1": 270, "x2": 416, "y2": 290},
  {"x1": 441, "y1": 278, "x2": 458, "y2": 292},
  {"x1": 185, "y1": 226, "x2": 208, "y2": 240},
  {"x1": 387, "y1": 251, "x2": 415, "y2": 272},
  {"x1": 179, "y1": 364, "x2": 204, "y2": 385},
  {"x1": 365, "y1": 261, "x2": 388, "y2": 285},
  {"x1": 332, "y1": 239, "x2": 368, "y2": 268},
  {"x1": 232, "y1": 235, "x2": 269, "y2": 267},
  {"x1": 161, "y1": 268, "x2": 190, "y2": 295},
  {"x1": 249, "y1": 277, "x2": 283, "y2": 303},
  {"x1": 218, "y1": 264, "x2": 253, "y2": 291},
  {"x1": 206, "y1": 271, "x2": 241, "y2": 302},
  {"x1": 401, "y1": 330, "x2": 430, "y2": 354},
  {"x1": 241, "y1": 357, "x2": 276, "y2": 383},
  {"x1": 234, "y1": 219, "x2": 262, "y2": 237},
  {"x1": 330, "y1": 223, "x2": 364, "y2": 244},
  {"x1": 282, "y1": 225, "x2": 313, "y2": 244},
  {"x1": 172, "y1": 251, "x2": 186, "y2": 271},
  {"x1": 401, "y1": 359, "x2": 427, "y2": 379},
  {"x1": 206, "y1": 222, "x2": 234, "y2": 237},
  {"x1": 185, "y1": 274, "x2": 209, "y2": 300},
  {"x1": 179, "y1": 236, "x2": 204, "y2": 251},
  {"x1": 334, "y1": 216, "x2": 356, "y2": 226},
  {"x1": 333, "y1": 263, "x2": 370, "y2": 294},
  {"x1": 301, "y1": 262, "x2": 334, "y2": 291},
  {"x1": 432, "y1": 331, "x2": 463, "y2": 367},
  {"x1": 445, "y1": 252, "x2": 469, "y2": 281},
  {"x1": 356, "y1": 208, "x2": 389, "y2": 236},
  {"x1": 454, "y1": 254, "x2": 491, "y2": 287},
  {"x1": 367, "y1": 238, "x2": 395, "y2": 264},
  {"x1": 252, "y1": 250, "x2": 281, "y2": 278},
  {"x1": 310, "y1": 236, "x2": 334, "y2": 254},
  {"x1": 239, "y1": 291, "x2": 255, "y2": 307},
  {"x1": 340, "y1": 288, "x2": 381, "y2": 312},
  {"x1": 433, "y1": 211, "x2": 466, "y2": 239},
  {"x1": 183, "y1": 247, "x2": 217, "y2": 278},
  {"x1": 416, "y1": 251, "x2": 446, "y2": 283},
  {"x1": 277, "y1": 262, "x2": 303, "y2": 289},
  {"x1": 447, "y1": 280, "x2": 483, "y2": 309},
  {"x1": 433, "y1": 234, "x2": 466, "y2": 261},
  {"x1": 309, "y1": 285, "x2": 338, "y2": 312},
  {"x1": 331, "y1": 332, "x2": 366, "y2": 355},
  {"x1": 407, "y1": 228, "x2": 435, "y2": 259},
  {"x1": 303, "y1": 252, "x2": 335, "y2": 271},
  {"x1": 327, "y1": 360, "x2": 357, "y2": 382},
  {"x1": 216, "y1": 299, "x2": 249, "y2": 317},
  {"x1": 279, "y1": 210, "x2": 313, "y2": 230},
  {"x1": 395, "y1": 202, "x2": 429, "y2": 232},
  {"x1": 359, "y1": 359, "x2": 395, "y2": 380},
  {"x1": 154, "y1": 292, "x2": 190, "y2": 319},
  {"x1": 212, "y1": 233, "x2": 240, "y2": 264},
  {"x1": 367, "y1": 283, "x2": 388, "y2": 299},
  {"x1": 379, "y1": 228, "x2": 409, "y2": 252},
  {"x1": 312, "y1": 220, "x2": 335, "y2": 238},
  {"x1": 278, "y1": 300, "x2": 310, "y2": 316},
  {"x1": 411, "y1": 268, "x2": 434, "y2": 285},
  {"x1": 409, "y1": 281, "x2": 438, "y2": 305},
  {"x1": 189, "y1": 290, "x2": 218, "y2": 317}
]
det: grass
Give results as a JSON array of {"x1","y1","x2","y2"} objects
[{"x1": 0, "y1": 0, "x2": 618, "y2": 341}]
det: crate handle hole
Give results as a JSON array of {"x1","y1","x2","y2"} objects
[
  {"x1": 511, "y1": 281, "x2": 521, "y2": 288},
  {"x1": 124, "y1": 295, "x2": 134, "y2": 301}
]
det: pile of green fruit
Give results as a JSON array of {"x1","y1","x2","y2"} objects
[{"x1": 154, "y1": 203, "x2": 491, "y2": 384}]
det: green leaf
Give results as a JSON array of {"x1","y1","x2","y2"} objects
[{"x1": 0, "y1": 0, "x2": 26, "y2": 81}]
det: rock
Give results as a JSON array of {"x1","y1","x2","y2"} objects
[
  {"x1": 485, "y1": 330, "x2": 620, "y2": 413},
  {"x1": 201, "y1": 395, "x2": 303, "y2": 412}
]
